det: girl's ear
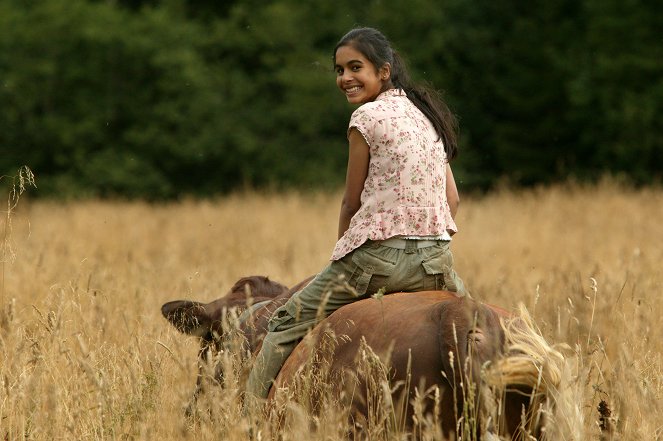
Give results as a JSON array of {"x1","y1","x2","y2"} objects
[{"x1": 380, "y1": 63, "x2": 391, "y2": 81}]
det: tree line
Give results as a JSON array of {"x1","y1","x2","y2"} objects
[{"x1": 1, "y1": 0, "x2": 661, "y2": 199}]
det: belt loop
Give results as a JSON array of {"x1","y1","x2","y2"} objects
[{"x1": 404, "y1": 239, "x2": 417, "y2": 254}]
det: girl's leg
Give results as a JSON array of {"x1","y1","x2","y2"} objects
[
  {"x1": 245, "y1": 240, "x2": 465, "y2": 400},
  {"x1": 244, "y1": 325, "x2": 303, "y2": 400},
  {"x1": 245, "y1": 254, "x2": 364, "y2": 400}
]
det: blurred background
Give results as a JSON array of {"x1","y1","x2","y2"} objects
[{"x1": 2, "y1": 0, "x2": 662, "y2": 199}]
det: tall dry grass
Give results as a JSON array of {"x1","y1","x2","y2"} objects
[{"x1": 1, "y1": 181, "x2": 661, "y2": 439}]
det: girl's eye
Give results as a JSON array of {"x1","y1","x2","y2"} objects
[
  {"x1": 336, "y1": 68, "x2": 343, "y2": 75},
  {"x1": 351, "y1": 66, "x2": 360, "y2": 71}
]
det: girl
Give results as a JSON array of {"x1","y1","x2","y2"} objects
[{"x1": 245, "y1": 27, "x2": 465, "y2": 400}]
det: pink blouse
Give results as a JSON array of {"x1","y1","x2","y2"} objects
[{"x1": 331, "y1": 89, "x2": 457, "y2": 260}]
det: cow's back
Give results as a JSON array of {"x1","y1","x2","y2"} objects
[{"x1": 272, "y1": 291, "x2": 508, "y2": 434}]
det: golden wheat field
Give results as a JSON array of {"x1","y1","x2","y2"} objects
[{"x1": 1, "y1": 181, "x2": 662, "y2": 440}]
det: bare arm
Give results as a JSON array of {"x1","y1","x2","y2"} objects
[
  {"x1": 338, "y1": 128, "x2": 370, "y2": 239},
  {"x1": 446, "y1": 162, "x2": 459, "y2": 220}
]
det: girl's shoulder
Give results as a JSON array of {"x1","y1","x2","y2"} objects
[
  {"x1": 351, "y1": 95, "x2": 403, "y2": 123},
  {"x1": 352, "y1": 99, "x2": 382, "y2": 115}
]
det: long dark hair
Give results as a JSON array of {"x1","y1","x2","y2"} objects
[{"x1": 333, "y1": 27, "x2": 458, "y2": 160}]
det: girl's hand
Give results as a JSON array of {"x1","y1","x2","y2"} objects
[{"x1": 338, "y1": 128, "x2": 370, "y2": 238}]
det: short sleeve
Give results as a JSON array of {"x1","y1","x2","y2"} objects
[{"x1": 348, "y1": 106, "x2": 376, "y2": 148}]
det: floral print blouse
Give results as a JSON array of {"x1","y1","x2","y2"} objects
[{"x1": 331, "y1": 88, "x2": 457, "y2": 260}]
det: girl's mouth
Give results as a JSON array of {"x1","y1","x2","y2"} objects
[{"x1": 345, "y1": 86, "x2": 362, "y2": 95}]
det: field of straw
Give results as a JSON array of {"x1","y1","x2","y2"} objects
[{"x1": 1, "y1": 181, "x2": 662, "y2": 440}]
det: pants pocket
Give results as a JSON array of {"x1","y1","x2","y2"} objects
[
  {"x1": 349, "y1": 247, "x2": 396, "y2": 296},
  {"x1": 421, "y1": 250, "x2": 465, "y2": 297},
  {"x1": 267, "y1": 301, "x2": 298, "y2": 332},
  {"x1": 443, "y1": 268, "x2": 465, "y2": 297}
]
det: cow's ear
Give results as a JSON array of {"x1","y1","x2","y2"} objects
[{"x1": 161, "y1": 300, "x2": 211, "y2": 337}]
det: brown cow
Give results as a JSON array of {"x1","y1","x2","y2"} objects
[{"x1": 162, "y1": 277, "x2": 578, "y2": 439}]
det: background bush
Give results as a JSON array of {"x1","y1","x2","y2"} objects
[{"x1": 2, "y1": 0, "x2": 661, "y2": 199}]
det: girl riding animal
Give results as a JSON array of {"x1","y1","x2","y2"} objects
[{"x1": 245, "y1": 27, "x2": 466, "y2": 401}]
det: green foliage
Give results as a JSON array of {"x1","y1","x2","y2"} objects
[
  {"x1": 1, "y1": 0, "x2": 224, "y2": 198},
  {"x1": 568, "y1": 0, "x2": 663, "y2": 184},
  {"x1": 0, "y1": 0, "x2": 660, "y2": 199}
]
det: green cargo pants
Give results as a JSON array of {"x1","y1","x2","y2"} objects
[{"x1": 244, "y1": 239, "x2": 465, "y2": 400}]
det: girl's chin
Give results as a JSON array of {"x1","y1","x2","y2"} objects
[{"x1": 346, "y1": 93, "x2": 375, "y2": 104}]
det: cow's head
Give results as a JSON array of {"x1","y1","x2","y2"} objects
[
  {"x1": 161, "y1": 275, "x2": 289, "y2": 416},
  {"x1": 161, "y1": 275, "x2": 288, "y2": 341}
]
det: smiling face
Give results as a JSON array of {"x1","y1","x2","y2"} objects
[{"x1": 334, "y1": 44, "x2": 391, "y2": 104}]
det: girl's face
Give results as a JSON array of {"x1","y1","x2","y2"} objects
[{"x1": 334, "y1": 45, "x2": 390, "y2": 104}]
